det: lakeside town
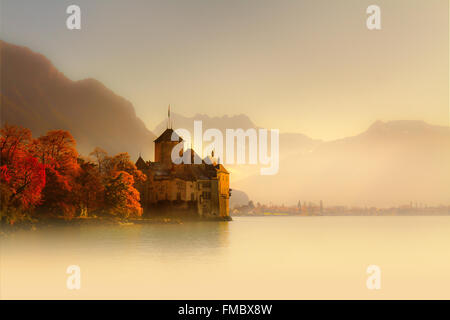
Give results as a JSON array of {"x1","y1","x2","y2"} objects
[{"x1": 231, "y1": 201, "x2": 450, "y2": 216}]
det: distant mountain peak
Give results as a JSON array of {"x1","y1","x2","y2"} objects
[{"x1": 362, "y1": 120, "x2": 448, "y2": 139}]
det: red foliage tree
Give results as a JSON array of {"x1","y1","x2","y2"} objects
[
  {"x1": 8, "y1": 156, "x2": 46, "y2": 209},
  {"x1": 0, "y1": 125, "x2": 45, "y2": 223},
  {"x1": 72, "y1": 159, "x2": 105, "y2": 216},
  {"x1": 33, "y1": 130, "x2": 80, "y2": 218},
  {"x1": 104, "y1": 171, "x2": 142, "y2": 218},
  {"x1": 1, "y1": 124, "x2": 144, "y2": 222}
]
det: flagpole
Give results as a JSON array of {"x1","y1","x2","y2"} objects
[{"x1": 168, "y1": 104, "x2": 171, "y2": 129}]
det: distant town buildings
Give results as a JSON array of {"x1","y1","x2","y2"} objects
[{"x1": 231, "y1": 200, "x2": 450, "y2": 216}]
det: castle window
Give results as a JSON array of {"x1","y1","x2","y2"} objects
[{"x1": 202, "y1": 191, "x2": 211, "y2": 200}]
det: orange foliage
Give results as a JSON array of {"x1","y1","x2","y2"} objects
[
  {"x1": 0, "y1": 125, "x2": 46, "y2": 216},
  {"x1": 105, "y1": 171, "x2": 142, "y2": 218},
  {"x1": 1, "y1": 124, "x2": 143, "y2": 221},
  {"x1": 32, "y1": 130, "x2": 80, "y2": 217},
  {"x1": 73, "y1": 159, "x2": 104, "y2": 215}
]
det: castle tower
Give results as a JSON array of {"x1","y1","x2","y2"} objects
[{"x1": 154, "y1": 106, "x2": 183, "y2": 167}]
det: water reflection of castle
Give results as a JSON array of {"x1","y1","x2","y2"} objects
[{"x1": 135, "y1": 116, "x2": 231, "y2": 220}]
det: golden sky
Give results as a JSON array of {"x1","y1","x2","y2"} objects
[{"x1": 1, "y1": 0, "x2": 448, "y2": 140}]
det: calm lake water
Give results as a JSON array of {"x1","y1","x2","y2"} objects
[{"x1": 1, "y1": 216, "x2": 450, "y2": 299}]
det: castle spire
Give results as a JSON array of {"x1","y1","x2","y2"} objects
[{"x1": 167, "y1": 104, "x2": 171, "y2": 129}]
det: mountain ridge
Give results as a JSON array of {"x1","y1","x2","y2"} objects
[{"x1": 234, "y1": 120, "x2": 450, "y2": 206}]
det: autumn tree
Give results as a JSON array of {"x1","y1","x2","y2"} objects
[
  {"x1": 89, "y1": 148, "x2": 145, "y2": 218},
  {"x1": 90, "y1": 147, "x2": 108, "y2": 174},
  {"x1": 104, "y1": 171, "x2": 142, "y2": 219},
  {"x1": 33, "y1": 130, "x2": 80, "y2": 218},
  {"x1": 0, "y1": 124, "x2": 32, "y2": 165},
  {"x1": 98, "y1": 152, "x2": 146, "y2": 184},
  {"x1": 72, "y1": 158, "x2": 104, "y2": 217},
  {"x1": 0, "y1": 125, "x2": 45, "y2": 223}
]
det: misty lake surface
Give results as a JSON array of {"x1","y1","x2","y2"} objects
[{"x1": 2, "y1": 216, "x2": 450, "y2": 299}]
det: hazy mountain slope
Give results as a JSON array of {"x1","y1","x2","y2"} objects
[
  {"x1": 0, "y1": 40, "x2": 155, "y2": 159},
  {"x1": 229, "y1": 189, "x2": 250, "y2": 209},
  {"x1": 234, "y1": 120, "x2": 450, "y2": 206}
]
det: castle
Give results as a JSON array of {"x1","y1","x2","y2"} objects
[{"x1": 135, "y1": 119, "x2": 231, "y2": 220}]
